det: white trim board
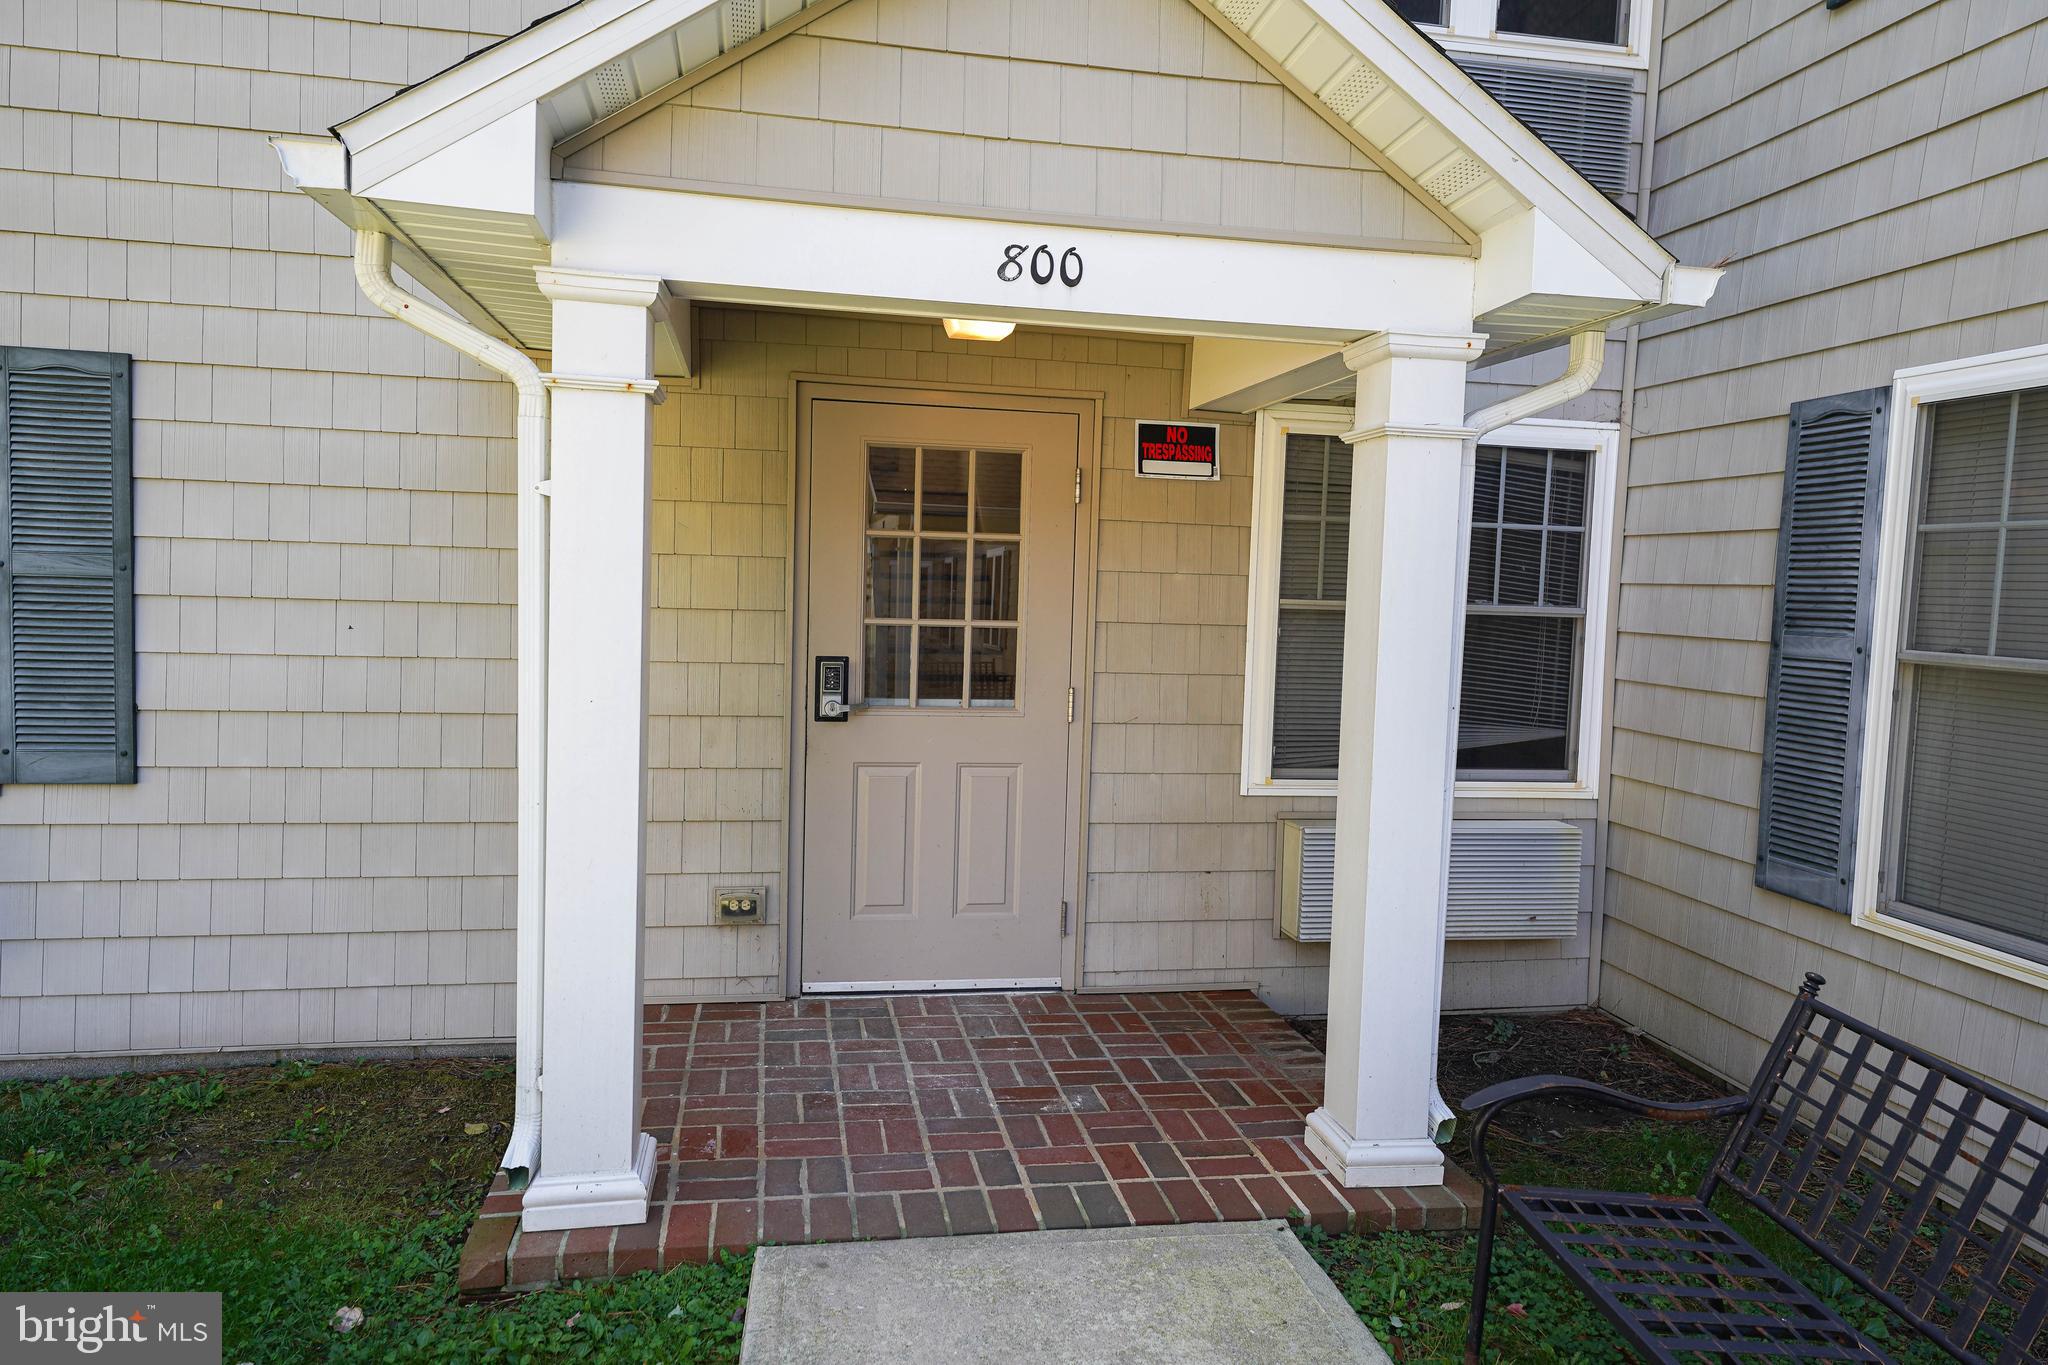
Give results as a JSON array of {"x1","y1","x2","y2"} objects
[
  {"x1": 1239, "y1": 408, "x2": 1617, "y2": 802},
  {"x1": 1852, "y1": 342, "x2": 2048, "y2": 991}
]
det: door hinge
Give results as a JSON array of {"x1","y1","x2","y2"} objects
[
  {"x1": 1066, "y1": 686, "x2": 1075, "y2": 723},
  {"x1": 1060, "y1": 901, "x2": 1070, "y2": 937},
  {"x1": 1074, "y1": 466, "x2": 1083, "y2": 504}
]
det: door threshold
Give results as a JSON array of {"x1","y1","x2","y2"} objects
[{"x1": 803, "y1": 978, "x2": 1062, "y2": 994}]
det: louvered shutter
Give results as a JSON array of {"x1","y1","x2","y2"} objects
[
  {"x1": 1, "y1": 347, "x2": 135, "y2": 784},
  {"x1": 1455, "y1": 58, "x2": 1636, "y2": 201},
  {"x1": 1756, "y1": 388, "x2": 1889, "y2": 911}
]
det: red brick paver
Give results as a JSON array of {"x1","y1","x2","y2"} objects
[{"x1": 459, "y1": 991, "x2": 1480, "y2": 1292}]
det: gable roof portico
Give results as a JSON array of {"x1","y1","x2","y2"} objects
[{"x1": 278, "y1": 0, "x2": 1719, "y2": 376}]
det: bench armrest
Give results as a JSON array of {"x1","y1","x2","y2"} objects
[{"x1": 1463, "y1": 1075, "x2": 1750, "y2": 1186}]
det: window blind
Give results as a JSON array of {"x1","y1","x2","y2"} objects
[
  {"x1": 1897, "y1": 666, "x2": 2048, "y2": 958},
  {"x1": 1272, "y1": 433, "x2": 1349, "y2": 779},
  {"x1": 1890, "y1": 386, "x2": 2048, "y2": 951}
]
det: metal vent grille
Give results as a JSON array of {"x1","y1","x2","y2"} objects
[
  {"x1": 1446, "y1": 821, "x2": 1582, "y2": 939},
  {"x1": 1456, "y1": 57, "x2": 1634, "y2": 199},
  {"x1": 1320, "y1": 62, "x2": 1388, "y2": 122},
  {"x1": 1421, "y1": 155, "x2": 1487, "y2": 205},
  {"x1": 590, "y1": 61, "x2": 635, "y2": 116},
  {"x1": 722, "y1": 0, "x2": 763, "y2": 45},
  {"x1": 1278, "y1": 818, "x2": 1583, "y2": 942},
  {"x1": 1217, "y1": 0, "x2": 1265, "y2": 30}
]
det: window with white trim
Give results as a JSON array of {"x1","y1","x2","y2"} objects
[
  {"x1": 1396, "y1": 0, "x2": 1631, "y2": 46},
  {"x1": 1241, "y1": 412, "x2": 1616, "y2": 797},
  {"x1": 1882, "y1": 384, "x2": 2048, "y2": 963}
]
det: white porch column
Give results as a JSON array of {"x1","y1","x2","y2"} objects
[
  {"x1": 520, "y1": 268, "x2": 666, "y2": 1231},
  {"x1": 1305, "y1": 329, "x2": 1484, "y2": 1188}
]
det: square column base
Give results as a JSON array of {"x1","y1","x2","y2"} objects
[
  {"x1": 519, "y1": 1131, "x2": 658, "y2": 1232},
  {"x1": 1305, "y1": 1107, "x2": 1446, "y2": 1188}
]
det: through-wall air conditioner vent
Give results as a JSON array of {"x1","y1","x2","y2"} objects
[
  {"x1": 1455, "y1": 58, "x2": 1635, "y2": 200},
  {"x1": 1276, "y1": 818, "x2": 1584, "y2": 943},
  {"x1": 1277, "y1": 817, "x2": 1337, "y2": 943}
]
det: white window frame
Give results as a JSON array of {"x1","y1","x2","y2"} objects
[
  {"x1": 1853, "y1": 342, "x2": 2048, "y2": 990},
  {"x1": 1415, "y1": 0, "x2": 1654, "y2": 71},
  {"x1": 1240, "y1": 407, "x2": 1618, "y2": 800}
]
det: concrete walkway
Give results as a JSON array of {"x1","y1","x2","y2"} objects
[{"x1": 738, "y1": 1220, "x2": 1390, "y2": 1364}]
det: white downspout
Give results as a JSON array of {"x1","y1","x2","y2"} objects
[
  {"x1": 1427, "y1": 325, "x2": 1608, "y2": 1145},
  {"x1": 1465, "y1": 327, "x2": 1606, "y2": 438},
  {"x1": 353, "y1": 229, "x2": 548, "y2": 1185}
]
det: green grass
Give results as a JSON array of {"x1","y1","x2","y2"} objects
[
  {"x1": 1292, "y1": 1116, "x2": 1954, "y2": 1363},
  {"x1": 0, "y1": 1063, "x2": 749, "y2": 1363}
]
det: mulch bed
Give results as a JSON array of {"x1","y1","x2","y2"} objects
[{"x1": 1291, "y1": 1008, "x2": 1730, "y2": 1167}]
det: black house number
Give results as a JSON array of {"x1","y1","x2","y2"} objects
[{"x1": 998, "y1": 244, "x2": 1084, "y2": 287}]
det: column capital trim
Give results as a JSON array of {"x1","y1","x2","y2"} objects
[
  {"x1": 1342, "y1": 331, "x2": 1488, "y2": 371},
  {"x1": 535, "y1": 266, "x2": 666, "y2": 308},
  {"x1": 542, "y1": 371, "x2": 665, "y2": 403},
  {"x1": 1342, "y1": 422, "x2": 1479, "y2": 445}
]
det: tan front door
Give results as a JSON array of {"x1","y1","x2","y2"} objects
[{"x1": 801, "y1": 398, "x2": 1080, "y2": 990}]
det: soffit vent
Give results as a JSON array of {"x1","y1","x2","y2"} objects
[
  {"x1": 1421, "y1": 154, "x2": 1488, "y2": 205},
  {"x1": 723, "y1": 0, "x2": 764, "y2": 46},
  {"x1": 1277, "y1": 818, "x2": 1583, "y2": 943},
  {"x1": 590, "y1": 60, "x2": 635, "y2": 116},
  {"x1": 1217, "y1": 0, "x2": 1265, "y2": 28},
  {"x1": 1319, "y1": 62, "x2": 1389, "y2": 122},
  {"x1": 1455, "y1": 57, "x2": 1635, "y2": 200}
]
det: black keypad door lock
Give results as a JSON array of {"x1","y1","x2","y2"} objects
[{"x1": 815, "y1": 655, "x2": 850, "y2": 721}]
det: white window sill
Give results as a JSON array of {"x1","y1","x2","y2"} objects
[
  {"x1": 1240, "y1": 777, "x2": 1598, "y2": 802},
  {"x1": 1852, "y1": 904, "x2": 2048, "y2": 993},
  {"x1": 1428, "y1": 29, "x2": 1649, "y2": 71}
]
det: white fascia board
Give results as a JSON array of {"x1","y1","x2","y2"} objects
[
  {"x1": 1296, "y1": 0, "x2": 1672, "y2": 300},
  {"x1": 1189, "y1": 338, "x2": 1348, "y2": 412},
  {"x1": 359, "y1": 102, "x2": 552, "y2": 239},
  {"x1": 1473, "y1": 208, "x2": 1640, "y2": 318},
  {"x1": 339, "y1": 0, "x2": 721, "y2": 191},
  {"x1": 549, "y1": 182, "x2": 1477, "y2": 342}
]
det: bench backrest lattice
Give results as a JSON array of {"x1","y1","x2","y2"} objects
[{"x1": 1705, "y1": 984, "x2": 2048, "y2": 1363}]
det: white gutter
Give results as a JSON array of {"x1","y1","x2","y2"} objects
[
  {"x1": 1466, "y1": 327, "x2": 1605, "y2": 438},
  {"x1": 354, "y1": 228, "x2": 550, "y2": 1186}
]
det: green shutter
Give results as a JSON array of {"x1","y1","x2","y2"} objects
[
  {"x1": 1755, "y1": 387, "x2": 1889, "y2": 911},
  {"x1": 1, "y1": 346, "x2": 135, "y2": 785}
]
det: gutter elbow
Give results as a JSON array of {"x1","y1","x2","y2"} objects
[{"x1": 1465, "y1": 328, "x2": 1606, "y2": 439}]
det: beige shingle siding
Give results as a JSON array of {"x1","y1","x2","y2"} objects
[
  {"x1": 0, "y1": 0, "x2": 560, "y2": 1060},
  {"x1": 564, "y1": 0, "x2": 1465, "y2": 250},
  {"x1": 1605, "y1": 0, "x2": 2048, "y2": 1093}
]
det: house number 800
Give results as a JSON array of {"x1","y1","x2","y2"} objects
[{"x1": 998, "y1": 244, "x2": 1084, "y2": 287}]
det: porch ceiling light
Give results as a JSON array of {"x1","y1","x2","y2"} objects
[{"x1": 943, "y1": 318, "x2": 1016, "y2": 343}]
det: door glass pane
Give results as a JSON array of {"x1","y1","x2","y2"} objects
[
  {"x1": 970, "y1": 628, "x2": 1018, "y2": 706},
  {"x1": 867, "y1": 536, "x2": 914, "y2": 619},
  {"x1": 973, "y1": 542, "x2": 1020, "y2": 622},
  {"x1": 975, "y1": 451, "x2": 1022, "y2": 534},
  {"x1": 917, "y1": 626, "x2": 964, "y2": 706},
  {"x1": 920, "y1": 540, "x2": 968, "y2": 621},
  {"x1": 866, "y1": 624, "x2": 909, "y2": 705},
  {"x1": 922, "y1": 449, "x2": 970, "y2": 532},
  {"x1": 868, "y1": 448, "x2": 916, "y2": 530},
  {"x1": 1495, "y1": 0, "x2": 1626, "y2": 45}
]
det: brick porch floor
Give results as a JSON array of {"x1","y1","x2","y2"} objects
[{"x1": 458, "y1": 990, "x2": 1481, "y2": 1292}]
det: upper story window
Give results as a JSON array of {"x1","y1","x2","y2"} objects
[
  {"x1": 1400, "y1": 0, "x2": 1649, "y2": 66},
  {"x1": 1241, "y1": 411, "x2": 1617, "y2": 799}
]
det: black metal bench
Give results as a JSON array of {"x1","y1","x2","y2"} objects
[{"x1": 1462, "y1": 974, "x2": 2048, "y2": 1363}]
